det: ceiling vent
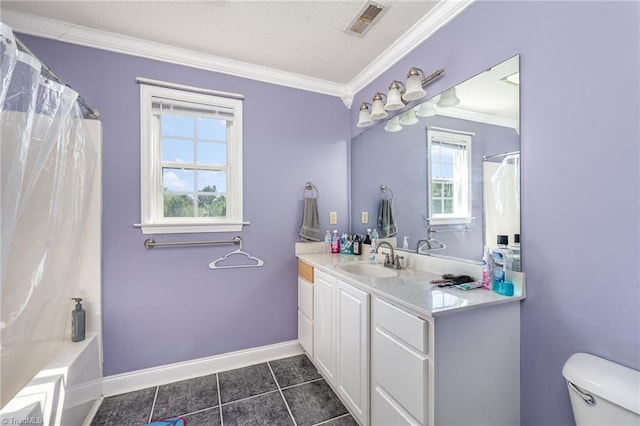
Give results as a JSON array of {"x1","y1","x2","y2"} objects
[{"x1": 345, "y1": 1, "x2": 388, "y2": 37}]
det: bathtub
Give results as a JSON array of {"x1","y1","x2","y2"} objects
[{"x1": 0, "y1": 333, "x2": 102, "y2": 426}]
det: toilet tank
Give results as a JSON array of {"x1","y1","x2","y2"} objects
[{"x1": 562, "y1": 353, "x2": 640, "y2": 425}]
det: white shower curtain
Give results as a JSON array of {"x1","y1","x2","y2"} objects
[{"x1": 1, "y1": 23, "x2": 98, "y2": 407}]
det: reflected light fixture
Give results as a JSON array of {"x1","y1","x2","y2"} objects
[
  {"x1": 357, "y1": 103, "x2": 374, "y2": 127},
  {"x1": 403, "y1": 67, "x2": 427, "y2": 101},
  {"x1": 384, "y1": 81, "x2": 406, "y2": 111},
  {"x1": 384, "y1": 116, "x2": 402, "y2": 132},
  {"x1": 369, "y1": 92, "x2": 389, "y2": 120},
  {"x1": 436, "y1": 87, "x2": 460, "y2": 107},
  {"x1": 416, "y1": 100, "x2": 436, "y2": 117},
  {"x1": 399, "y1": 108, "x2": 419, "y2": 125}
]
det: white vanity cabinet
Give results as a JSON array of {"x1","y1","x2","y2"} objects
[
  {"x1": 312, "y1": 269, "x2": 370, "y2": 426},
  {"x1": 372, "y1": 297, "x2": 430, "y2": 425}
]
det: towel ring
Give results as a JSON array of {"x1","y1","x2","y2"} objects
[
  {"x1": 381, "y1": 185, "x2": 394, "y2": 200},
  {"x1": 304, "y1": 182, "x2": 319, "y2": 199}
]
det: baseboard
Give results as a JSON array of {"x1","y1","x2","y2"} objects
[{"x1": 102, "y1": 340, "x2": 303, "y2": 397}]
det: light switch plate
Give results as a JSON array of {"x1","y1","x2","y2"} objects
[
  {"x1": 361, "y1": 211, "x2": 369, "y2": 223},
  {"x1": 329, "y1": 211, "x2": 338, "y2": 224}
]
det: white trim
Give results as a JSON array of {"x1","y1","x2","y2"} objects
[
  {"x1": 136, "y1": 77, "x2": 245, "y2": 100},
  {"x1": 346, "y1": 0, "x2": 476, "y2": 96},
  {"x1": 2, "y1": 9, "x2": 344, "y2": 98},
  {"x1": 434, "y1": 108, "x2": 519, "y2": 131},
  {"x1": 1, "y1": 3, "x2": 475, "y2": 105},
  {"x1": 102, "y1": 340, "x2": 303, "y2": 397}
]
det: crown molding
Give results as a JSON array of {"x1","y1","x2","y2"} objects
[
  {"x1": 346, "y1": 0, "x2": 476, "y2": 97},
  {"x1": 1, "y1": 9, "x2": 346, "y2": 98},
  {"x1": 436, "y1": 107, "x2": 519, "y2": 131},
  {"x1": 2, "y1": 2, "x2": 474, "y2": 108}
]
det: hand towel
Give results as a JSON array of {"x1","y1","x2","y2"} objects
[
  {"x1": 300, "y1": 197, "x2": 321, "y2": 241},
  {"x1": 377, "y1": 198, "x2": 397, "y2": 238}
]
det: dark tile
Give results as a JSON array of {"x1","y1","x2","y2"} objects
[
  {"x1": 91, "y1": 387, "x2": 156, "y2": 425},
  {"x1": 218, "y1": 363, "x2": 277, "y2": 404},
  {"x1": 221, "y1": 391, "x2": 293, "y2": 426},
  {"x1": 151, "y1": 374, "x2": 218, "y2": 420},
  {"x1": 282, "y1": 380, "x2": 348, "y2": 426},
  {"x1": 183, "y1": 407, "x2": 222, "y2": 425},
  {"x1": 322, "y1": 414, "x2": 360, "y2": 426},
  {"x1": 269, "y1": 354, "x2": 322, "y2": 388}
]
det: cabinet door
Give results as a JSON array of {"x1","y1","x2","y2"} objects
[
  {"x1": 313, "y1": 270, "x2": 336, "y2": 384},
  {"x1": 336, "y1": 280, "x2": 369, "y2": 425}
]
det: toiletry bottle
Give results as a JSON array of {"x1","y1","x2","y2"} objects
[
  {"x1": 403, "y1": 236, "x2": 409, "y2": 250},
  {"x1": 368, "y1": 229, "x2": 378, "y2": 264},
  {"x1": 331, "y1": 230, "x2": 340, "y2": 253},
  {"x1": 363, "y1": 229, "x2": 371, "y2": 245},
  {"x1": 482, "y1": 246, "x2": 493, "y2": 290},
  {"x1": 353, "y1": 235, "x2": 361, "y2": 255},
  {"x1": 71, "y1": 298, "x2": 86, "y2": 342},
  {"x1": 324, "y1": 230, "x2": 332, "y2": 253},
  {"x1": 492, "y1": 235, "x2": 513, "y2": 290}
]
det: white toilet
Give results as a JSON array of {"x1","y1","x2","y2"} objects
[{"x1": 563, "y1": 352, "x2": 640, "y2": 425}]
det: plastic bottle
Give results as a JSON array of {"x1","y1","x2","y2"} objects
[
  {"x1": 363, "y1": 229, "x2": 372, "y2": 245},
  {"x1": 482, "y1": 246, "x2": 493, "y2": 290},
  {"x1": 368, "y1": 229, "x2": 379, "y2": 264},
  {"x1": 492, "y1": 235, "x2": 513, "y2": 293},
  {"x1": 331, "y1": 230, "x2": 340, "y2": 254},
  {"x1": 324, "y1": 230, "x2": 332, "y2": 253},
  {"x1": 71, "y1": 298, "x2": 86, "y2": 342},
  {"x1": 402, "y1": 236, "x2": 409, "y2": 250}
]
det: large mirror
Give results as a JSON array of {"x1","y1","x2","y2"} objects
[{"x1": 351, "y1": 55, "x2": 520, "y2": 269}]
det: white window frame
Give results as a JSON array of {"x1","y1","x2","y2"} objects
[
  {"x1": 139, "y1": 83, "x2": 244, "y2": 234},
  {"x1": 427, "y1": 129, "x2": 472, "y2": 225}
]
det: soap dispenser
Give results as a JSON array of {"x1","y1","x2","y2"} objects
[{"x1": 71, "y1": 298, "x2": 86, "y2": 342}]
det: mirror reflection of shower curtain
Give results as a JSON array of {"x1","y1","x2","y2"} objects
[
  {"x1": 483, "y1": 154, "x2": 520, "y2": 255},
  {"x1": 1, "y1": 23, "x2": 98, "y2": 407}
]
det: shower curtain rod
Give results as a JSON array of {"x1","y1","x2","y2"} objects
[
  {"x1": 483, "y1": 150, "x2": 520, "y2": 160},
  {"x1": 14, "y1": 36, "x2": 100, "y2": 119}
]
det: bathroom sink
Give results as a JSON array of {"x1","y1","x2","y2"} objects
[{"x1": 337, "y1": 263, "x2": 398, "y2": 278}]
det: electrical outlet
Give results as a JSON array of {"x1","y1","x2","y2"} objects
[
  {"x1": 361, "y1": 211, "x2": 369, "y2": 223},
  {"x1": 329, "y1": 211, "x2": 338, "y2": 224}
]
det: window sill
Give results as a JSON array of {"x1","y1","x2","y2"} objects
[{"x1": 135, "y1": 222, "x2": 249, "y2": 234}]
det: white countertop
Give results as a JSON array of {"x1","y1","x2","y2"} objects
[{"x1": 297, "y1": 252, "x2": 525, "y2": 318}]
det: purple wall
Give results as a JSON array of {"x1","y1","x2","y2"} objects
[
  {"x1": 19, "y1": 35, "x2": 350, "y2": 376},
  {"x1": 352, "y1": 1, "x2": 639, "y2": 424},
  {"x1": 16, "y1": 0, "x2": 640, "y2": 423}
]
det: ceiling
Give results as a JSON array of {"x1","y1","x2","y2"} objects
[{"x1": 0, "y1": 0, "x2": 474, "y2": 102}]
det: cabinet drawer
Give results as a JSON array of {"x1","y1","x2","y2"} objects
[
  {"x1": 372, "y1": 387, "x2": 415, "y2": 426},
  {"x1": 374, "y1": 297, "x2": 428, "y2": 354},
  {"x1": 373, "y1": 327, "x2": 428, "y2": 424},
  {"x1": 298, "y1": 260, "x2": 314, "y2": 283},
  {"x1": 298, "y1": 310, "x2": 313, "y2": 357},
  {"x1": 298, "y1": 277, "x2": 313, "y2": 319}
]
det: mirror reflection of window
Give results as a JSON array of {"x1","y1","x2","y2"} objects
[{"x1": 427, "y1": 129, "x2": 472, "y2": 225}]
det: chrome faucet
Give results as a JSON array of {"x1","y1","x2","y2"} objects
[
  {"x1": 375, "y1": 241, "x2": 403, "y2": 269},
  {"x1": 415, "y1": 238, "x2": 432, "y2": 252}
]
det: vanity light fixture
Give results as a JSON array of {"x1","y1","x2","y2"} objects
[
  {"x1": 384, "y1": 115, "x2": 402, "y2": 132},
  {"x1": 436, "y1": 87, "x2": 460, "y2": 107},
  {"x1": 369, "y1": 92, "x2": 389, "y2": 120},
  {"x1": 384, "y1": 81, "x2": 406, "y2": 111},
  {"x1": 357, "y1": 103, "x2": 375, "y2": 127},
  {"x1": 356, "y1": 67, "x2": 444, "y2": 128}
]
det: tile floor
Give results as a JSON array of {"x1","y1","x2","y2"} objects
[{"x1": 91, "y1": 354, "x2": 358, "y2": 426}]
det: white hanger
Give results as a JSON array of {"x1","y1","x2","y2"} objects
[{"x1": 208, "y1": 237, "x2": 264, "y2": 269}]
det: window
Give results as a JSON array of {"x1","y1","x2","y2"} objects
[
  {"x1": 427, "y1": 129, "x2": 472, "y2": 225},
  {"x1": 139, "y1": 83, "x2": 243, "y2": 234}
]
